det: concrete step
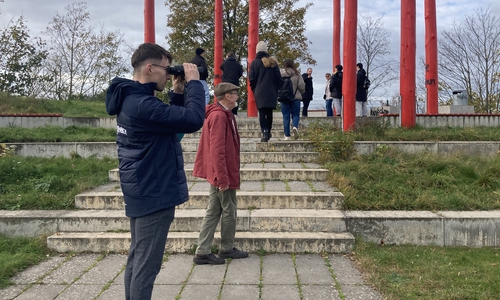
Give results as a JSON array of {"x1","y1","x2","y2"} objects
[
  {"x1": 0, "y1": 209, "x2": 347, "y2": 235},
  {"x1": 185, "y1": 128, "x2": 305, "y2": 138},
  {"x1": 75, "y1": 191, "x2": 344, "y2": 210},
  {"x1": 108, "y1": 167, "x2": 329, "y2": 182},
  {"x1": 46, "y1": 231, "x2": 355, "y2": 253},
  {"x1": 183, "y1": 151, "x2": 319, "y2": 163}
]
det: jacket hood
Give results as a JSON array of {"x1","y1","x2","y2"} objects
[
  {"x1": 105, "y1": 77, "x2": 156, "y2": 115},
  {"x1": 280, "y1": 68, "x2": 297, "y2": 77}
]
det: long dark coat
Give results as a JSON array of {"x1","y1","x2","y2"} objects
[
  {"x1": 356, "y1": 68, "x2": 367, "y2": 102},
  {"x1": 248, "y1": 52, "x2": 282, "y2": 109}
]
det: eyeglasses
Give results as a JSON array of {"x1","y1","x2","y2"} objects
[{"x1": 151, "y1": 64, "x2": 169, "y2": 75}]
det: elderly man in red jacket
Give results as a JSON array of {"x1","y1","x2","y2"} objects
[{"x1": 192, "y1": 82, "x2": 249, "y2": 265}]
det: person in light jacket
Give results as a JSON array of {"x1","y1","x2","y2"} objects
[{"x1": 279, "y1": 59, "x2": 305, "y2": 140}]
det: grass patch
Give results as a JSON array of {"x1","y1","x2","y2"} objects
[
  {"x1": 0, "y1": 126, "x2": 116, "y2": 143},
  {"x1": 0, "y1": 92, "x2": 108, "y2": 118},
  {"x1": 0, "y1": 234, "x2": 53, "y2": 289},
  {"x1": 354, "y1": 239, "x2": 500, "y2": 300},
  {"x1": 0, "y1": 156, "x2": 117, "y2": 210}
]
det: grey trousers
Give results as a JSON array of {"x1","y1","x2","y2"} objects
[{"x1": 196, "y1": 185, "x2": 237, "y2": 254}]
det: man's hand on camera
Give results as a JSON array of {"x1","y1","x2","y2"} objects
[
  {"x1": 183, "y1": 63, "x2": 200, "y2": 82},
  {"x1": 172, "y1": 74, "x2": 185, "y2": 94}
]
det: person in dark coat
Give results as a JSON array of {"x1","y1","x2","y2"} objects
[
  {"x1": 248, "y1": 41, "x2": 282, "y2": 142},
  {"x1": 220, "y1": 51, "x2": 243, "y2": 115},
  {"x1": 105, "y1": 43, "x2": 205, "y2": 300},
  {"x1": 329, "y1": 65, "x2": 343, "y2": 116},
  {"x1": 356, "y1": 62, "x2": 368, "y2": 116},
  {"x1": 190, "y1": 47, "x2": 210, "y2": 105},
  {"x1": 301, "y1": 68, "x2": 314, "y2": 116}
]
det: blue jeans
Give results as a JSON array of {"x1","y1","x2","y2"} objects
[
  {"x1": 200, "y1": 80, "x2": 210, "y2": 105},
  {"x1": 125, "y1": 207, "x2": 176, "y2": 300},
  {"x1": 280, "y1": 100, "x2": 301, "y2": 137},
  {"x1": 325, "y1": 99, "x2": 333, "y2": 116}
]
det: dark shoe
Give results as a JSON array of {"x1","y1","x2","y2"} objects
[
  {"x1": 218, "y1": 248, "x2": 249, "y2": 259},
  {"x1": 267, "y1": 130, "x2": 272, "y2": 141},
  {"x1": 193, "y1": 253, "x2": 226, "y2": 265},
  {"x1": 261, "y1": 130, "x2": 269, "y2": 142}
]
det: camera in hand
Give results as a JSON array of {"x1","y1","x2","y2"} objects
[{"x1": 168, "y1": 65, "x2": 204, "y2": 77}]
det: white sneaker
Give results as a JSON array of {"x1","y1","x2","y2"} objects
[
  {"x1": 283, "y1": 136, "x2": 291, "y2": 141},
  {"x1": 292, "y1": 127, "x2": 299, "y2": 140}
]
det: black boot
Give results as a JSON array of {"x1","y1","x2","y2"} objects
[
  {"x1": 266, "y1": 130, "x2": 272, "y2": 141},
  {"x1": 261, "y1": 130, "x2": 269, "y2": 142}
]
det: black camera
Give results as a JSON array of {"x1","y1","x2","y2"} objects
[{"x1": 168, "y1": 65, "x2": 204, "y2": 77}]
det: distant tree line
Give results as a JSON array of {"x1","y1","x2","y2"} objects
[{"x1": 0, "y1": 2, "x2": 128, "y2": 101}]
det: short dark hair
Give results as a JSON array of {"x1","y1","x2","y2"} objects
[
  {"x1": 226, "y1": 51, "x2": 235, "y2": 57},
  {"x1": 356, "y1": 63, "x2": 363, "y2": 69},
  {"x1": 131, "y1": 43, "x2": 173, "y2": 70}
]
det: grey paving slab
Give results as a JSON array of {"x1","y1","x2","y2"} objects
[
  {"x1": 55, "y1": 284, "x2": 104, "y2": 300},
  {"x1": 225, "y1": 255, "x2": 261, "y2": 285},
  {"x1": 42, "y1": 254, "x2": 99, "y2": 284},
  {"x1": 301, "y1": 284, "x2": 340, "y2": 300},
  {"x1": 261, "y1": 254, "x2": 296, "y2": 285},
  {"x1": 287, "y1": 180, "x2": 312, "y2": 192},
  {"x1": 188, "y1": 181, "x2": 210, "y2": 191},
  {"x1": 262, "y1": 163, "x2": 284, "y2": 168},
  {"x1": 329, "y1": 255, "x2": 365, "y2": 285},
  {"x1": 295, "y1": 254, "x2": 333, "y2": 285},
  {"x1": 13, "y1": 284, "x2": 65, "y2": 300},
  {"x1": 151, "y1": 285, "x2": 182, "y2": 300},
  {"x1": 261, "y1": 285, "x2": 300, "y2": 300},
  {"x1": 342, "y1": 285, "x2": 383, "y2": 300},
  {"x1": 263, "y1": 180, "x2": 287, "y2": 191},
  {"x1": 310, "y1": 181, "x2": 336, "y2": 192},
  {"x1": 0, "y1": 284, "x2": 26, "y2": 300},
  {"x1": 76, "y1": 254, "x2": 126, "y2": 284},
  {"x1": 180, "y1": 284, "x2": 221, "y2": 300},
  {"x1": 10, "y1": 256, "x2": 66, "y2": 284},
  {"x1": 155, "y1": 254, "x2": 193, "y2": 285},
  {"x1": 240, "y1": 181, "x2": 264, "y2": 191},
  {"x1": 244, "y1": 163, "x2": 265, "y2": 169},
  {"x1": 220, "y1": 284, "x2": 260, "y2": 300},
  {"x1": 188, "y1": 263, "x2": 226, "y2": 284},
  {"x1": 97, "y1": 284, "x2": 123, "y2": 300}
]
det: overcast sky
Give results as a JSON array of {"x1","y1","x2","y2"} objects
[{"x1": 1, "y1": 0, "x2": 499, "y2": 108}]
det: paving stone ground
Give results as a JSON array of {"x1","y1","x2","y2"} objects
[{"x1": 1, "y1": 253, "x2": 382, "y2": 300}]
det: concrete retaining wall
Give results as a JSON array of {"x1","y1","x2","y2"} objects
[
  {"x1": 3, "y1": 115, "x2": 500, "y2": 129},
  {"x1": 7, "y1": 141, "x2": 500, "y2": 158}
]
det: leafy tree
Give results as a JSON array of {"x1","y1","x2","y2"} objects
[
  {"x1": 0, "y1": 16, "x2": 50, "y2": 96},
  {"x1": 438, "y1": 6, "x2": 500, "y2": 113},
  {"x1": 357, "y1": 14, "x2": 399, "y2": 100},
  {"x1": 43, "y1": 2, "x2": 128, "y2": 100},
  {"x1": 164, "y1": 0, "x2": 315, "y2": 109}
]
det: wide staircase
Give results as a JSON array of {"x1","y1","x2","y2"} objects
[{"x1": 46, "y1": 117, "x2": 355, "y2": 253}]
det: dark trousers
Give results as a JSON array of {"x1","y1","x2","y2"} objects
[
  {"x1": 125, "y1": 207, "x2": 175, "y2": 300},
  {"x1": 302, "y1": 99, "x2": 311, "y2": 116},
  {"x1": 258, "y1": 108, "x2": 274, "y2": 132}
]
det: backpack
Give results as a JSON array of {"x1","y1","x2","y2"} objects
[
  {"x1": 277, "y1": 76, "x2": 297, "y2": 103},
  {"x1": 363, "y1": 76, "x2": 371, "y2": 90}
]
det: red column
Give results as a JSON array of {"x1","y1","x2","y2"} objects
[
  {"x1": 400, "y1": 0, "x2": 416, "y2": 127},
  {"x1": 425, "y1": 0, "x2": 438, "y2": 114},
  {"x1": 214, "y1": 0, "x2": 223, "y2": 92},
  {"x1": 144, "y1": 0, "x2": 155, "y2": 43},
  {"x1": 342, "y1": 0, "x2": 357, "y2": 131},
  {"x1": 333, "y1": 0, "x2": 341, "y2": 68},
  {"x1": 247, "y1": 0, "x2": 259, "y2": 117}
]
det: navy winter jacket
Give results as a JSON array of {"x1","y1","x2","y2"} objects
[{"x1": 105, "y1": 78, "x2": 205, "y2": 217}]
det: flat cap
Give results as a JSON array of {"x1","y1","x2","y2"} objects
[{"x1": 214, "y1": 82, "x2": 239, "y2": 98}]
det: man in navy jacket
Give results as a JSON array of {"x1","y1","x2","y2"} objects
[{"x1": 105, "y1": 43, "x2": 205, "y2": 300}]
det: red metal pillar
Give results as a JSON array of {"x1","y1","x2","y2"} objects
[
  {"x1": 425, "y1": 0, "x2": 438, "y2": 114},
  {"x1": 342, "y1": 0, "x2": 357, "y2": 131},
  {"x1": 247, "y1": 0, "x2": 259, "y2": 117},
  {"x1": 214, "y1": 0, "x2": 223, "y2": 92},
  {"x1": 333, "y1": 0, "x2": 341, "y2": 68},
  {"x1": 144, "y1": 0, "x2": 155, "y2": 43},
  {"x1": 400, "y1": 0, "x2": 416, "y2": 127}
]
